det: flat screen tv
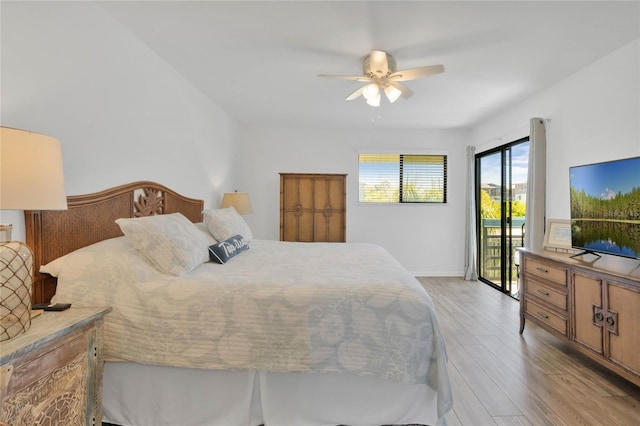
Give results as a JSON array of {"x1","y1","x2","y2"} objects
[{"x1": 570, "y1": 156, "x2": 640, "y2": 260}]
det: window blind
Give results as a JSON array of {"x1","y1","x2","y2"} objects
[{"x1": 359, "y1": 153, "x2": 447, "y2": 203}]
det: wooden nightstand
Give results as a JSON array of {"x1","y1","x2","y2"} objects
[{"x1": 0, "y1": 307, "x2": 111, "y2": 426}]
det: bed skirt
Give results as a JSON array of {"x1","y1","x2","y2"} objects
[{"x1": 102, "y1": 361, "x2": 440, "y2": 426}]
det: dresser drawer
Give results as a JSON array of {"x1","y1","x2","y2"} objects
[
  {"x1": 525, "y1": 299, "x2": 568, "y2": 336},
  {"x1": 525, "y1": 258, "x2": 567, "y2": 285},
  {"x1": 526, "y1": 278, "x2": 567, "y2": 311}
]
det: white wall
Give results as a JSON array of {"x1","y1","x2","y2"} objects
[
  {"x1": 1, "y1": 2, "x2": 238, "y2": 240},
  {"x1": 237, "y1": 126, "x2": 469, "y2": 275},
  {"x1": 472, "y1": 39, "x2": 640, "y2": 221},
  {"x1": 472, "y1": 39, "x2": 640, "y2": 273},
  {"x1": 3, "y1": 3, "x2": 637, "y2": 277}
]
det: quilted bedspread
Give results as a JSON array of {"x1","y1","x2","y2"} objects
[{"x1": 48, "y1": 236, "x2": 452, "y2": 416}]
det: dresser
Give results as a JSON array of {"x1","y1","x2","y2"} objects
[
  {"x1": 519, "y1": 249, "x2": 640, "y2": 387},
  {"x1": 279, "y1": 173, "x2": 347, "y2": 242},
  {"x1": 0, "y1": 307, "x2": 111, "y2": 426}
]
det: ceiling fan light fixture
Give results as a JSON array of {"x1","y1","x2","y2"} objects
[
  {"x1": 384, "y1": 85, "x2": 402, "y2": 103},
  {"x1": 363, "y1": 83, "x2": 381, "y2": 107},
  {"x1": 319, "y1": 50, "x2": 444, "y2": 108},
  {"x1": 366, "y1": 95, "x2": 381, "y2": 107},
  {"x1": 362, "y1": 83, "x2": 379, "y2": 100}
]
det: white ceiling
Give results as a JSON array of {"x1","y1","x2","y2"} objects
[{"x1": 99, "y1": 1, "x2": 639, "y2": 130}]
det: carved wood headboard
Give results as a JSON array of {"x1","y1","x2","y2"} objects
[{"x1": 24, "y1": 181, "x2": 204, "y2": 303}]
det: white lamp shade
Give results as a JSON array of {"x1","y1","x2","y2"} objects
[
  {"x1": 1, "y1": 127, "x2": 67, "y2": 210},
  {"x1": 363, "y1": 84, "x2": 379, "y2": 99},
  {"x1": 220, "y1": 191, "x2": 252, "y2": 215},
  {"x1": 384, "y1": 85, "x2": 402, "y2": 103},
  {"x1": 363, "y1": 84, "x2": 381, "y2": 107}
]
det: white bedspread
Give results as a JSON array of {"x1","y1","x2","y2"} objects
[{"x1": 48, "y1": 237, "x2": 452, "y2": 417}]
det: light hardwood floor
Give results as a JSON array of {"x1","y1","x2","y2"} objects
[{"x1": 418, "y1": 276, "x2": 640, "y2": 426}]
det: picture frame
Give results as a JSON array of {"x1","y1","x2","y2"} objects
[{"x1": 543, "y1": 219, "x2": 572, "y2": 250}]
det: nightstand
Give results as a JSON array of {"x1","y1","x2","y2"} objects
[{"x1": 0, "y1": 307, "x2": 111, "y2": 425}]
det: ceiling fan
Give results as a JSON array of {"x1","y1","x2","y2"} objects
[{"x1": 318, "y1": 50, "x2": 444, "y2": 107}]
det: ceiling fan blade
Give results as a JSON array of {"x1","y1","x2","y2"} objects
[
  {"x1": 368, "y1": 50, "x2": 389, "y2": 76},
  {"x1": 389, "y1": 64, "x2": 444, "y2": 81},
  {"x1": 345, "y1": 86, "x2": 366, "y2": 101},
  {"x1": 318, "y1": 74, "x2": 371, "y2": 82},
  {"x1": 387, "y1": 81, "x2": 413, "y2": 99}
]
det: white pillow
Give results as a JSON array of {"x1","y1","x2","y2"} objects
[
  {"x1": 203, "y1": 207, "x2": 253, "y2": 242},
  {"x1": 40, "y1": 252, "x2": 72, "y2": 277},
  {"x1": 195, "y1": 221, "x2": 218, "y2": 244},
  {"x1": 116, "y1": 213, "x2": 209, "y2": 276}
]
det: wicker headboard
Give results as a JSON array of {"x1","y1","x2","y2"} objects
[{"x1": 24, "y1": 181, "x2": 204, "y2": 303}]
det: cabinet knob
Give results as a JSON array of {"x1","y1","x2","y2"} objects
[
  {"x1": 537, "y1": 311, "x2": 549, "y2": 320},
  {"x1": 0, "y1": 365, "x2": 13, "y2": 392},
  {"x1": 606, "y1": 311, "x2": 619, "y2": 335},
  {"x1": 537, "y1": 289, "x2": 550, "y2": 297},
  {"x1": 536, "y1": 267, "x2": 549, "y2": 274},
  {"x1": 593, "y1": 305, "x2": 604, "y2": 326}
]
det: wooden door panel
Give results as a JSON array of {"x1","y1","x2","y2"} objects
[
  {"x1": 572, "y1": 273, "x2": 604, "y2": 355},
  {"x1": 607, "y1": 282, "x2": 640, "y2": 377},
  {"x1": 282, "y1": 177, "x2": 300, "y2": 210},
  {"x1": 282, "y1": 177, "x2": 314, "y2": 210},
  {"x1": 327, "y1": 211, "x2": 345, "y2": 242},
  {"x1": 313, "y1": 211, "x2": 329, "y2": 242},
  {"x1": 314, "y1": 178, "x2": 328, "y2": 209},
  {"x1": 280, "y1": 174, "x2": 346, "y2": 242},
  {"x1": 313, "y1": 211, "x2": 344, "y2": 242},
  {"x1": 282, "y1": 211, "x2": 313, "y2": 242},
  {"x1": 327, "y1": 178, "x2": 345, "y2": 209}
]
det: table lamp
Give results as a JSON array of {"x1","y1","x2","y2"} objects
[
  {"x1": 220, "y1": 190, "x2": 252, "y2": 215},
  {"x1": 1, "y1": 126, "x2": 67, "y2": 341}
]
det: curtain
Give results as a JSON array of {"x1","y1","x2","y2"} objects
[
  {"x1": 525, "y1": 118, "x2": 547, "y2": 251},
  {"x1": 463, "y1": 145, "x2": 478, "y2": 280}
]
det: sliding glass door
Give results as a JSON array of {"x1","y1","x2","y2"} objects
[{"x1": 476, "y1": 138, "x2": 529, "y2": 298}]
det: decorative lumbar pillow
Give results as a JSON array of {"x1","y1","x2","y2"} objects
[
  {"x1": 203, "y1": 207, "x2": 253, "y2": 242},
  {"x1": 208, "y1": 234, "x2": 249, "y2": 264},
  {"x1": 116, "y1": 213, "x2": 209, "y2": 276}
]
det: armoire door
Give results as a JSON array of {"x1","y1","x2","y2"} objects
[{"x1": 280, "y1": 173, "x2": 346, "y2": 242}]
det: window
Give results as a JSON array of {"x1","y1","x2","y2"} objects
[{"x1": 358, "y1": 153, "x2": 447, "y2": 203}]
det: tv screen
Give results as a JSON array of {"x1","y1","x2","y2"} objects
[{"x1": 570, "y1": 156, "x2": 640, "y2": 260}]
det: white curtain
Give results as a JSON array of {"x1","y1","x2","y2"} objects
[
  {"x1": 525, "y1": 118, "x2": 547, "y2": 251},
  {"x1": 464, "y1": 145, "x2": 478, "y2": 281}
]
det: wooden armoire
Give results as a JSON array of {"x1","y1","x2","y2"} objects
[{"x1": 279, "y1": 173, "x2": 346, "y2": 242}]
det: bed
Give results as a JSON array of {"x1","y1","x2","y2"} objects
[{"x1": 25, "y1": 181, "x2": 452, "y2": 426}]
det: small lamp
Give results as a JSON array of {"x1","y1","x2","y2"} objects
[
  {"x1": 220, "y1": 190, "x2": 252, "y2": 215},
  {"x1": 1, "y1": 126, "x2": 67, "y2": 341}
]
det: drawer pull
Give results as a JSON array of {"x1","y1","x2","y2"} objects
[
  {"x1": 536, "y1": 267, "x2": 549, "y2": 274},
  {"x1": 606, "y1": 311, "x2": 619, "y2": 335},
  {"x1": 537, "y1": 311, "x2": 549, "y2": 320},
  {"x1": 537, "y1": 289, "x2": 550, "y2": 297},
  {"x1": 593, "y1": 305, "x2": 604, "y2": 326}
]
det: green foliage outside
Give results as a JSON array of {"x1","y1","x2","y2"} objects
[
  {"x1": 480, "y1": 189, "x2": 526, "y2": 219},
  {"x1": 360, "y1": 181, "x2": 444, "y2": 203},
  {"x1": 361, "y1": 181, "x2": 398, "y2": 202}
]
